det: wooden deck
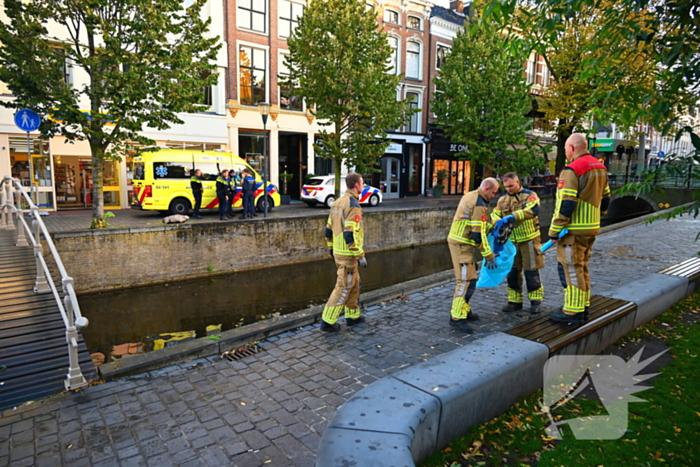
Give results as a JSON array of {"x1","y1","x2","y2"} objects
[{"x1": 0, "y1": 228, "x2": 96, "y2": 412}]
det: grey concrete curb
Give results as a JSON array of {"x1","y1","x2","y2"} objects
[
  {"x1": 98, "y1": 270, "x2": 454, "y2": 381},
  {"x1": 315, "y1": 257, "x2": 700, "y2": 467}
]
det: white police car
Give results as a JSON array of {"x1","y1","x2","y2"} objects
[{"x1": 301, "y1": 175, "x2": 383, "y2": 208}]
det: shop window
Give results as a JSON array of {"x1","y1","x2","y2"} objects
[
  {"x1": 239, "y1": 130, "x2": 266, "y2": 174},
  {"x1": 9, "y1": 136, "x2": 50, "y2": 187},
  {"x1": 103, "y1": 160, "x2": 120, "y2": 187}
]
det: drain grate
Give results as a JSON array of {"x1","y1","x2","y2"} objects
[{"x1": 222, "y1": 343, "x2": 264, "y2": 361}]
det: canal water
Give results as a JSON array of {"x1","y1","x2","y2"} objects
[{"x1": 79, "y1": 242, "x2": 452, "y2": 360}]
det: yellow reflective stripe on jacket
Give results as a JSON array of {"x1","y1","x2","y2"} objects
[
  {"x1": 480, "y1": 220, "x2": 493, "y2": 257},
  {"x1": 569, "y1": 200, "x2": 601, "y2": 231},
  {"x1": 332, "y1": 234, "x2": 354, "y2": 255},
  {"x1": 511, "y1": 218, "x2": 539, "y2": 242},
  {"x1": 448, "y1": 220, "x2": 482, "y2": 244},
  {"x1": 491, "y1": 209, "x2": 503, "y2": 223}
]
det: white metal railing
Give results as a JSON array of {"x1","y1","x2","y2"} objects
[{"x1": 0, "y1": 175, "x2": 89, "y2": 390}]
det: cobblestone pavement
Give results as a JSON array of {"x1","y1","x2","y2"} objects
[
  {"x1": 1, "y1": 215, "x2": 699, "y2": 467},
  {"x1": 41, "y1": 198, "x2": 460, "y2": 234}
]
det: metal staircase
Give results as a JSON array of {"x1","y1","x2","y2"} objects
[{"x1": 0, "y1": 177, "x2": 95, "y2": 412}]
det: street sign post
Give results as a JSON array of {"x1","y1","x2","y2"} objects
[{"x1": 13, "y1": 109, "x2": 41, "y2": 205}]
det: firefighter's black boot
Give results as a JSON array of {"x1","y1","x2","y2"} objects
[
  {"x1": 549, "y1": 309, "x2": 587, "y2": 324},
  {"x1": 320, "y1": 320, "x2": 340, "y2": 332},
  {"x1": 529, "y1": 301, "x2": 542, "y2": 315},
  {"x1": 449, "y1": 318, "x2": 474, "y2": 333},
  {"x1": 466, "y1": 312, "x2": 480, "y2": 321},
  {"x1": 502, "y1": 302, "x2": 523, "y2": 313},
  {"x1": 346, "y1": 316, "x2": 365, "y2": 327}
]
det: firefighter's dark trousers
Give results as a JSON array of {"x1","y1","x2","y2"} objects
[
  {"x1": 322, "y1": 258, "x2": 361, "y2": 324},
  {"x1": 507, "y1": 237, "x2": 544, "y2": 304},
  {"x1": 556, "y1": 234, "x2": 596, "y2": 313},
  {"x1": 448, "y1": 240, "x2": 477, "y2": 320}
]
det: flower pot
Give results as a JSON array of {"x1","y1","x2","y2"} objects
[
  {"x1": 281, "y1": 194, "x2": 291, "y2": 205},
  {"x1": 433, "y1": 186, "x2": 444, "y2": 199}
]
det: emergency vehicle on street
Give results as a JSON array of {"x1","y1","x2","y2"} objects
[
  {"x1": 131, "y1": 149, "x2": 280, "y2": 215},
  {"x1": 301, "y1": 175, "x2": 383, "y2": 208}
]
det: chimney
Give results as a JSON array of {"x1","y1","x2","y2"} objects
[{"x1": 450, "y1": 0, "x2": 464, "y2": 13}]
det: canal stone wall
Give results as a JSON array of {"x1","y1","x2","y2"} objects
[
  {"x1": 49, "y1": 197, "x2": 556, "y2": 294},
  {"x1": 49, "y1": 206, "x2": 453, "y2": 293}
]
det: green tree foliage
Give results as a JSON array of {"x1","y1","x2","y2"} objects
[
  {"x1": 490, "y1": 0, "x2": 700, "y2": 230},
  {"x1": 280, "y1": 0, "x2": 413, "y2": 196},
  {"x1": 505, "y1": 1, "x2": 661, "y2": 173},
  {"x1": 0, "y1": 0, "x2": 220, "y2": 222},
  {"x1": 432, "y1": 18, "x2": 544, "y2": 180}
]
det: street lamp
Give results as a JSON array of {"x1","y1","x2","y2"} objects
[{"x1": 258, "y1": 102, "x2": 271, "y2": 218}]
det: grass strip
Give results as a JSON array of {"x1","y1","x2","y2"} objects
[{"x1": 419, "y1": 292, "x2": 700, "y2": 467}]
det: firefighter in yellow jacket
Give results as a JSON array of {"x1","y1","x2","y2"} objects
[
  {"x1": 491, "y1": 172, "x2": 544, "y2": 315},
  {"x1": 320, "y1": 173, "x2": 367, "y2": 332},
  {"x1": 447, "y1": 178, "x2": 500, "y2": 333},
  {"x1": 549, "y1": 133, "x2": 611, "y2": 324}
]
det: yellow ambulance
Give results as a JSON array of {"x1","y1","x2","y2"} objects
[{"x1": 131, "y1": 149, "x2": 279, "y2": 215}]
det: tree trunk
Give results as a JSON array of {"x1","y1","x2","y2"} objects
[
  {"x1": 333, "y1": 121, "x2": 343, "y2": 198},
  {"x1": 91, "y1": 148, "x2": 104, "y2": 221},
  {"x1": 555, "y1": 119, "x2": 571, "y2": 174}
]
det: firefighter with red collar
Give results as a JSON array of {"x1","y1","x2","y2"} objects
[
  {"x1": 446, "y1": 177, "x2": 500, "y2": 333},
  {"x1": 549, "y1": 133, "x2": 611, "y2": 324},
  {"x1": 320, "y1": 173, "x2": 367, "y2": 332},
  {"x1": 491, "y1": 172, "x2": 544, "y2": 314}
]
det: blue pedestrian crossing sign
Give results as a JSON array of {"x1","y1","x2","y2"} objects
[
  {"x1": 14, "y1": 108, "x2": 40, "y2": 132},
  {"x1": 657, "y1": 151, "x2": 665, "y2": 159}
]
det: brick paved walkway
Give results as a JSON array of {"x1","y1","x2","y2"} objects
[{"x1": 1, "y1": 215, "x2": 698, "y2": 467}]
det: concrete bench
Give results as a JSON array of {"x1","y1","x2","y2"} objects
[
  {"x1": 315, "y1": 333, "x2": 549, "y2": 467},
  {"x1": 658, "y1": 256, "x2": 700, "y2": 295}
]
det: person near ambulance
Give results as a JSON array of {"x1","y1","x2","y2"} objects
[
  {"x1": 216, "y1": 169, "x2": 231, "y2": 221},
  {"x1": 548, "y1": 133, "x2": 611, "y2": 324},
  {"x1": 491, "y1": 172, "x2": 544, "y2": 315},
  {"x1": 446, "y1": 178, "x2": 500, "y2": 333},
  {"x1": 320, "y1": 173, "x2": 368, "y2": 332},
  {"x1": 240, "y1": 169, "x2": 257, "y2": 219},
  {"x1": 228, "y1": 170, "x2": 240, "y2": 219},
  {"x1": 190, "y1": 169, "x2": 204, "y2": 219}
]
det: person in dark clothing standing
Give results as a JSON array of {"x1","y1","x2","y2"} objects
[
  {"x1": 228, "y1": 170, "x2": 240, "y2": 219},
  {"x1": 190, "y1": 169, "x2": 204, "y2": 219},
  {"x1": 240, "y1": 169, "x2": 257, "y2": 219},
  {"x1": 216, "y1": 169, "x2": 231, "y2": 221}
]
